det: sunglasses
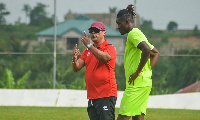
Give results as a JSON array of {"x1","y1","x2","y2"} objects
[{"x1": 89, "y1": 29, "x2": 103, "y2": 33}]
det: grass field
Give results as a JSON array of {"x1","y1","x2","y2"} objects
[{"x1": 0, "y1": 106, "x2": 200, "y2": 120}]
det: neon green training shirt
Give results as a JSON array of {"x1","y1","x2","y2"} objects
[{"x1": 124, "y1": 28, "x2": 154, "y2": 88}]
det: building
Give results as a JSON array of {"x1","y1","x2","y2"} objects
[
  {"x1": 175, "y1": 81, "x2": 200, "y2": 93},
  {"x1": 36, "y1": 15, "x2": 126, "y2": 64},
  {"x1": 65, "y1": 13, "x2": 140, "y2": 29},
  {"x1": 65, "y1": 13, "x2": 118, "y2": 30}
]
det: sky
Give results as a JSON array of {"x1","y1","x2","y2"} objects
[{"x1": 1, "y1": 0, "x2": 200, "y2": 30}]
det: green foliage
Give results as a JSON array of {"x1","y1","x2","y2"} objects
[
  {"x1": 0, "y1": 5, "x2": 199, "y2": 94},
  {"x1": 29, "y1": 3, "x2": 53, "y2": 26},
  {"x1": 140, "y1": 20, "x2": 154, "y2": 38},
  {"x1": 1, "y1": 21, "x2": 199, "y2": 93},
  {"x1": 69, "y1": 78, "x2": 86, "y2": 89},
  {"x1": 161, "y1": 37, "x2": 168, "y2": 43},
  {"x1": 151, "y1": 49, "x2": 200, "y2": 94},
  {"x1": 115, "y1": 64, "x2": 126, "y2": 90},
  {"x1": 0, "y1": 2, "x2": 10, "y2": 25},
  {"x1": 192, "y1": 25, "x2": 200, "y2": 37},
  {"x1": 22, "y1": 4, "x2": 31, "y2": 23},
  {"x1": 55, "y1": 81, "x2": 67, "y2": 89},
  {"x1": 0, "y1": 68, "x2": 31, "y2": 89},
  {"x1": 47, "y1": 80, "x2": 66, "y2": 89},
  {"x1": 167, "y1": 21, "x2": 178, "y2": 32},
  {"x1": 17, "y1": 71, "x2": 31, "y2": 89},
  {"x1": 140, "y1": 20, "x2": 153, "y2": 30},
  {"x1": 0, "y1": 80, "x2": 4, "y2": 88},
  {"x1": 0, "y1": 24, "x2": 47, "y2": 52},
  {"x1": 3, "y1": 68, "x2": 15, "y2": 88},
  {"x1": 151, "y1": 58, "x2": 173, "y2": 94},
  {"x1": 109, "y1": 7, "x2": 117, "y2": 13},
  {"x1": 57, "y1": 55, "x2": 86, "y2": 89}
]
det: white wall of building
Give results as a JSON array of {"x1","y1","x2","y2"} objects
[{"x1": 0, "y1": 89, "x2": 199, "y2": 110}]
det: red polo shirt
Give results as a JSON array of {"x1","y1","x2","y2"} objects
[{"x1": 79, "y1": 40, "x2": 117, "y2": 99}]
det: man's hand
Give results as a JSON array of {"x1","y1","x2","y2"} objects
[
  {"x1": 128, "y1": 70, "x2": 143, "y2": 85},
  {"x1": 81, "y1": 31, "x2": 91, "y2": 47},
  {"x1": 72, "y1": 44, "x2": 80, "y2": 62}
]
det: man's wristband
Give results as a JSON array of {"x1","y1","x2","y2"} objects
[{"x1": 86, "y1": 43, "x2": 92, "y2": 48}]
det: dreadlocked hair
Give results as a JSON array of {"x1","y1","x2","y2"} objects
[{"x1": 117, "y1": 4, "x2": 136, "y2": 22}]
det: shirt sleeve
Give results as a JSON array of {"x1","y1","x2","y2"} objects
[
  {"x1": 103, "y1": 45, "x2": 117, "y2": 60},
  {"x1": 146, "y1": 40, "x2": 154, "y2": 50},
  {"x1": 128, "y1": 31, "x2": 143, "y2": 48},
  {"x1": 128, "y1": 30, "x2": 154, "y2": 49}
]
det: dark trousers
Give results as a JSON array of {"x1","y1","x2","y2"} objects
[{"x1": 87, "y1": 96, "x2": 117, "y2": 120}]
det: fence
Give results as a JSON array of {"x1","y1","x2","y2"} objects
[{"x1": 0, "y1": 89, "x2": 200, "y2": 110}]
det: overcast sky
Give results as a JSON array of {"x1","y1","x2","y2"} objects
[{"x1": 1, "y1": 0, "x2": 200, "y2": 30}]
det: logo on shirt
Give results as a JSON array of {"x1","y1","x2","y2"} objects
[
  {"x1": 103, "y1": 106, "x2": 108, "y2": 110},
  {"x1": 87, "y1": 52, "x2": 90, "y2": 56}
]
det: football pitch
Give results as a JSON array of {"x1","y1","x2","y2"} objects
[{"x1": 0, "y1": 106, "x2": 200, "y2": 120}]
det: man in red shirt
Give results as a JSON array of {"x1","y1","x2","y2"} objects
[{"x1": 72, "y1": 22, "x2": 117, "y2": 120}]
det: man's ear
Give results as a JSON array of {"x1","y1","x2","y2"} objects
[{"x1": 103, "y1": 31, "x2": 106, "y2": 36}]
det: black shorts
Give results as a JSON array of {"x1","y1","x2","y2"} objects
[{"x1": 87, "y1": 96, "x2": 117, "y2": 120}]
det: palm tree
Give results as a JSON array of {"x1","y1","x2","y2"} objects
[
  {"x1": 0, "y1": 3, "x2": 10, "y2": 25},
  {"x1": 109, "y1": 7, "x2": 117, "y2": 13},
  {"x1": 22, "y1": 4, "x2": 31, "y2": 24}
]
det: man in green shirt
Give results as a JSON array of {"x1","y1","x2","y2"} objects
[{"x1": 116, "y1": 5, "x2": 160, "y2": 120}]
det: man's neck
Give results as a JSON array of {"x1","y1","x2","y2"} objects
[
  {"x1": 94, "y1": 39, "x2": 105, "y2": 47},
  {"x1": 127, "y1": 23, "x2": 135, "y2": 33}
]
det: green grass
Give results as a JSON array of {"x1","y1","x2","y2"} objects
[{"x1": 0, "y1": 106, "x2": 200, "y2": 120}]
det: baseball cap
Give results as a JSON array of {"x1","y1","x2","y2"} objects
[{"x1": 88, "y1": 22, "x2": 106, "y2": 31}]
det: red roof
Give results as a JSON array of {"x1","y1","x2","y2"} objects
[{"x1": 175, "y1": 81, "x2": 200, "y2": 93}]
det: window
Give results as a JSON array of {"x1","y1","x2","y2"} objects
[{"x1": 67, "y1": 38, "x2": 78, "y2": 50}]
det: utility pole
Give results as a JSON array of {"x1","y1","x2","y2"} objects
[
  {"x1": 134, "y1": 0, "x2": 137, "y2": 26},
  {"x1": 53, "y1": 0, "x2": 57, "y2": 89}
]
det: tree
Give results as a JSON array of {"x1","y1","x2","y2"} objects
[
  {"x1": 29, "y1": 3, "x2": 53, "y2": 26},
  {"x1": 0, "y1": 3, "x2": 10, "y2": 25},
  {"x1": 140, "y1": 20, "x2": 154, "y2": 38},
  {"x1": 22, "y1": 4, "x2": 31, "y2": 24},
  {"x1": 151, "y1": 49, "x2": 200, "y2": 94},
  {"x1": 192, "y1": 25, "x2": 200, "y2": 37},
  {"x1": 140, "y1": 20, "x2": 153, "y2": 30},
  {"x1": 109, "y1": 7, "x2": 117, "y2": 13},
  {"x1": 167, "y1": 21, "x2": 178, "y2": 32}
]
